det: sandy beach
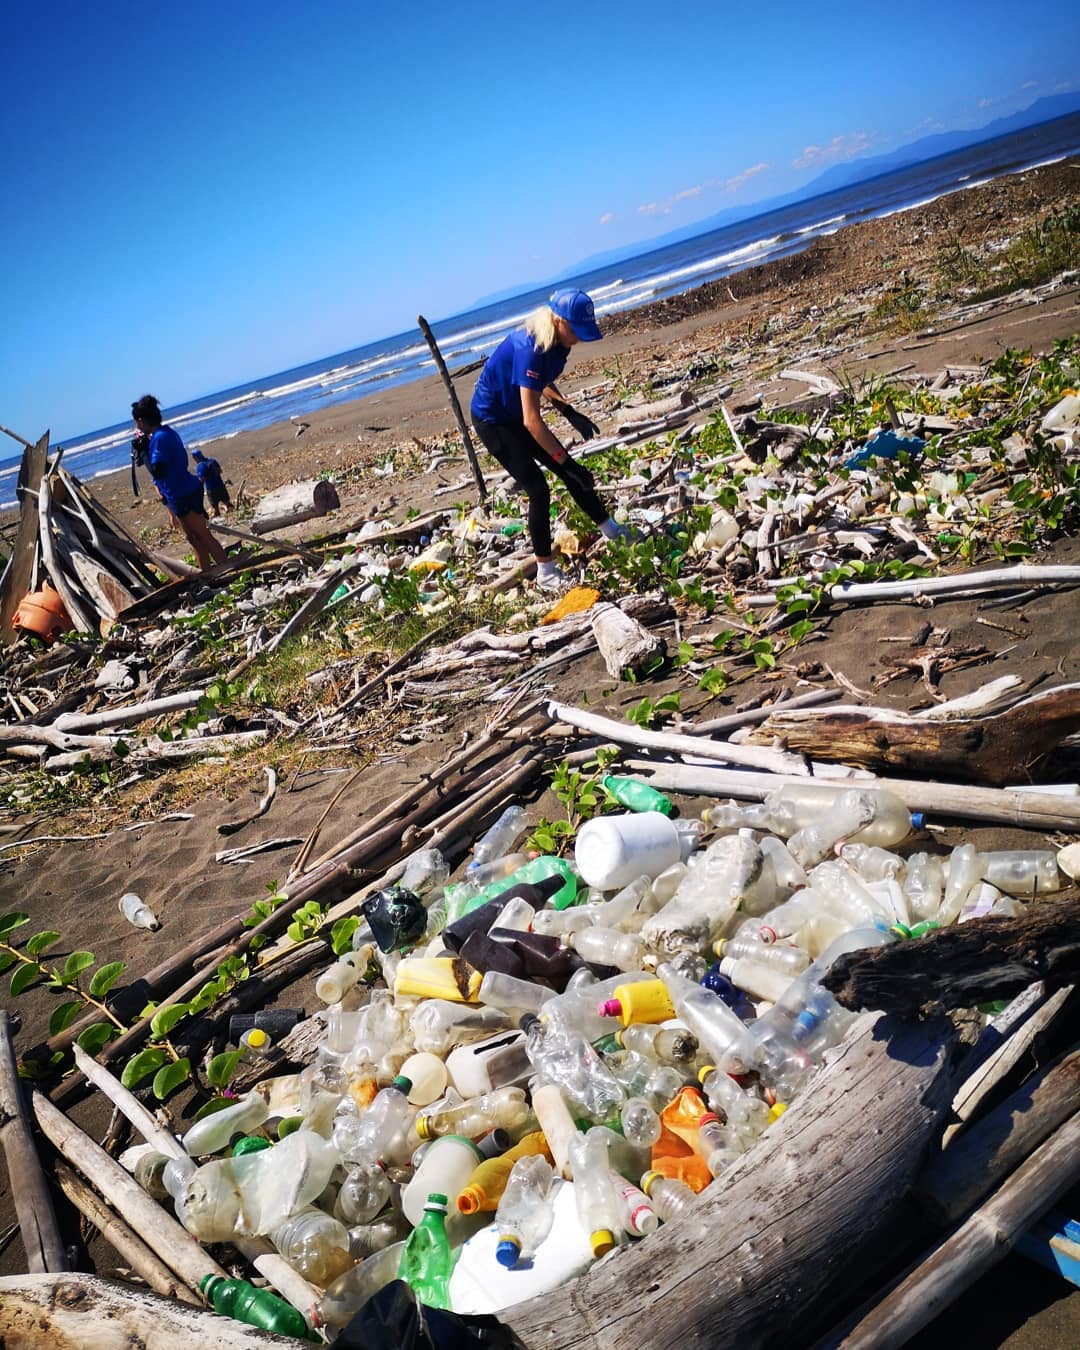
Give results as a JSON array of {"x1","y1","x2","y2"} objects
[{"x1": 1, "y1": 153, "x2": 1079, "y2": 1345}]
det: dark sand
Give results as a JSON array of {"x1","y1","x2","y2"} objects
[{"x1": 1, "y1": 154, "x2": 1079, "y2": 1345}]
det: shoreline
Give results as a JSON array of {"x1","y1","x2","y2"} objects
[{"x1": 5, "y1": 155, "x2": 1077, "y2": 548}]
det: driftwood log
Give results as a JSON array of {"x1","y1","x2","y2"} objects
[
  {"x1": 822, "y1": 898, "x2": 1080, "y2": 1015},
  {"x1": 591, "y1": 602, "x2": 666, "y2": 679},
  {"x1": 751, "y1": 683, "x2": 1080, "y2": 785},
  {"x1": 501, "y1": 1012, "x2": 955, "y2": 1350},
  {"x1": 0, "y1": 1274, "x2": 310, "y2": 1348},
  {"x1": 0, "y1": 431, "x2": 49, "y2": 642},
  {"x1": 250, "y1": 479, "x2": 340, "y2": 534},
  {"x1": 0, "y1": 1012, "x2": 67, "y2": 1272},
  {"x1": 828, "y1": 1110, "x2": 1080, "y2": 1350}
]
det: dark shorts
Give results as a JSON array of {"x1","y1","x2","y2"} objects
[
  {"x1": 207, "y1": 485, "x2": 231, "y2": 508},
  {"x1": 170, "y1": 489, "x2": 206, "y2": 519}
]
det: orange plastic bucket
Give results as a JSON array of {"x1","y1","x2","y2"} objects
[{"x1": 13, "y1": 583, "x2": 73, "y2": 644}]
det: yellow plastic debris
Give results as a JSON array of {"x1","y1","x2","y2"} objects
[{"x1": 539, "y1": 585, "x2": 601, "y2": 626}]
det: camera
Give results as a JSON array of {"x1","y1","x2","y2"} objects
[{"x1": 131, "y1": 432, "x2": 150, "y2": 467}]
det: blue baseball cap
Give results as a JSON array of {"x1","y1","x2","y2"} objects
[
  {"x1": 191, "y1": 449, "x2": 205, "y2": 460},
  {"x1": 549, "y1": 288, "x2": 603, "y2": 342}
]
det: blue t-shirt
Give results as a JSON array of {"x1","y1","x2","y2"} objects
[
  {"x1": 195, "y1": 456, "x2": 224, "y2": 489},
  {"x1": 147, "y1": 425, "x2": 201, "y2": 511},
  {"x1": 470, "y1": 329, "x2": 570, "y2": 424}
]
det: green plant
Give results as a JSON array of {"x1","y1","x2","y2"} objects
[
  {"x1": 626, "y1": 691, "x2": 681, "y2": 729},
  {"x1": 526, "y1": 748, "x2": 619, "y2": 855}
]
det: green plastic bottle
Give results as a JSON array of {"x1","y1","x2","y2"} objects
[
  {"x1": 462, "y1": 855, "x2": 579, "y2": 915},
  {"x1": 397, "y1": 1191, "x2": 453, "y2": 1309},
  {"x1": 201, "y1": 1274, "x2": 313, "y2": 1339},
  {"x1": 602, "y1": 775, "x2": 673, "y2": 816}
]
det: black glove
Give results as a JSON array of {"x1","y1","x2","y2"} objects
[
  {"x1": 557, "y1": 455, "x2": 595, "y2": 493},
  {"x1": 551, "y1": 399, "x2": 600, "y2": 441}
]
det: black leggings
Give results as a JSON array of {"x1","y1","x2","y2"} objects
[{"x1": 472, "y1": 418, "x2": 608, "y2": 556}]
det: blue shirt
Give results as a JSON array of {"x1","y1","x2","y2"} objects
[
  {"x1": 195, "y1": 456, "x2": 224, "y2": 489},
  {"x1": 470, "y1": 329, "x2": 569, "y2": 424},
  {"x1": 147, "y1": 425, "x2": 201, "y2": 512}
]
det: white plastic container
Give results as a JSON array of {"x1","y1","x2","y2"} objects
[
  {"x1": 399, "y1": 1051, "x2": 449, "y2": 1106},
  {"x1": 401, "y1": 1134, "x2": 483, "y2": 1227},
  {"x1": 574, "y1": 812, "x2": 682, "y2": 890},
  {"x1": 119, "y1": 893, "x2": 160, "y2": 930},
  {"x1": 445, "y1": 1030, "x2": 531, "y2": 1097}
]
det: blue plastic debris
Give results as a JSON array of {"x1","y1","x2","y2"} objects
[{"x1": 845, "y1": 427, "x2": 927, "y2": 470}]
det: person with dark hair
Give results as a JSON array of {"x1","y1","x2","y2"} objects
[
  {"x1": 130, "y1": 394, "x2": 226, "y2": 571},
  {"x1": 470, "y1": 288, "x2": 628, "y2": 592},
  {"x1": 191, "y1": 449, "x2": 232, "y2": 517}
]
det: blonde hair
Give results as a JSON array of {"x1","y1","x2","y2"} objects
[{"x1": 524, "y1": 305, "x2": 559, "y2": 353}]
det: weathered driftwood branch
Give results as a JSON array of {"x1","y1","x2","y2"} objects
[
  {"x1": 30, "y1": 1089, "x2": 227, "y2": 1295},
  {"x1": 0, "y1": 1274, "x2": 311, "y2": 1346},
  {"x1": 915, "y1": 1044, "x2": 1080, "y2": 1227},
  {"x1": 547, "y1": 700, "x2": 811, "y2": 775},
  {"x1": 51, "y1": 689, "x2": 207, "y2": 734},
  {"x1": 827, "y1": 1110, "x2": 1080, "y2": 1350},
  {"x1": 615, "y1": 758, "x2": 1080, "y2": 831},
  {"x1": 752, "y1": 683, "x2": 1080, "y2": 786},
  {"x1": 54, "y1": 1165, "x2": 199, "y2": 1305},
  {"x1": 591, "y1": 603, "x2": 666, "y2": 680},
  {"x1": 263, "y1": 563, "x2": 364, "y2": 655},
  {"x1": 250, "y1": 478, "x2": 340, "y2": 534},
  {"x1": 821, "y1": 900, "x2": 1080, "y2": 1015},
  {"x1": 0, "y1": 1012, "x2": 67, "y2": 1272},
  {"x1": 0, "y1": 432, "x2": 49, "y2": 643},
  {"x1": 417, "y1": 313, "x2": 487, "y2": 502},
  {"x1": 944, "y1": 984, "x2": 1072, "y2": 1144},
  {"x1": 501, "y1": 1013, "x2": 955, "y2": 1350},
  {"x1": 824, "y1": 561, "x2": 1080, "y2": 604}
]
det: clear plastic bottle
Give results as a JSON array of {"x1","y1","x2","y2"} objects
[
  {"x1": 456, "y1": 1130, "x2": 550, "y2": 1214},
  {"x1": 695, "y1": 1112, "x2": 742, "y2": 1176},
  {"x1": 938, "y1": 844, "x2": 983, "y2": 926},
  {"x1": 397, "y1": 1193, "x2": 453, "y2": 1309},
  {"x1": 493, "y1": 1154, "x2": 555, "y2": 1267},
  {"x1": 903, "y1": 852, "x2": 946, "y2": 922},
  {"x1": 697, "y1": 1067, "x2": 770, "y2": 1146},
  {"x1": 182, "y1": 1091, "x2": 269, "y2": 1157},
  {"x1": 787, "y1": 791, "x2": 878, "y2": 867},
  {"x1": 529, "y1": 1080, "x2": 578, "y2": 1178},
  {"x1": 569, "y1": 1128, "x2": 622, "y2": 1257},
  {"x1": 414, "y1": 1085, "x2": 531, "y2": 1142},
  {"x1": 569, "y1": 925, "x2": 645, "y2": 972},
  {"x1": 718, "y1": 955, "x2": 795, "y2": 1004},
  {"x1": 477, "y1": 970, "x2": 554, "y2": 1016},
  {"x1": 657, "y1": 962, "x2": 757, "y2": 1074},
  {"x1": 348, "y1": 1217, "x2": 409, "y2": 1258},
  {"x1": 316, "y1": 950, "x2": 370, "y2": 1006},
  {"x1": 521, "y1": 1015, "x2": 625, "y2": 1123},
  {"x1": 465, "y1": 853, "x2": 533, "y2": 886},
  {"x1": 317, "y1": 1239, "x2": 406, "y2": 1330},
  {"x1": 469, "y1": 805, "x2": 528, "y2": 869},
  {"x1": 332, "y1": 1076, "x2": 414, "y2": 1165},
  {"x1": 839, "y1": 842, "x2": 906, "y2": 882},
  {"x1": 610, "y1": 1172, "x2": 658, "y2": 1235},
  {"x1": 334, "y1": 1163, "x2": 391, "y2": 1225},
  {"x1": 409, "y1": 999, "x2": 511, "y2": 1055},
  {"x1": 760, "y1": 835, "x2": 808, "y2": 893},
  {"x1": 621, "y1": 1096, "x2": 661, "y2": 1148},
  {"x1": 239, "y1": 1027, "x2": 275, "y2": 1060},
  {"x1": 641, "y1": 1170, "x2": 697, "y2": 1224},
  {"x1": 400, "y1": 848, "x2": 450, "y2": 896},
  {"x1": 980, "y1": 850, "x2": 1062, "y2": 897},
  {"x1": 539, "y1": 970, "x2": 654, "y2": 1044},
  {"x1": 119, "y1": 892, "x2": 160, "y2": 930},
  {"x1": 642, "y1": 834, "x2": 767, "y2": 955},
  {"x1": 271, "y1": 1206, "x2": 354, "y2": 1286},
  {"x1": 765, "y1": 783, "x2": 919, "y2": 846},
  {"x1": 716, "y1": 934, "x2": 809, "y2": 974},
  {"x1": 616, "y1": 1023, "x2": 699, "y2": 1065}
]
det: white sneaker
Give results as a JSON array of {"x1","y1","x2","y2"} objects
[{"x1": 535, "y1": 564, "x2": 568, "y2": 592}]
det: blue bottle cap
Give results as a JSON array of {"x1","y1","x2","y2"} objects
[
  {"x1": 496, "y1": 1238, "x2": 521, "y2": 1268},
  {"x1": 911, "y1": 811, "x2": 925, "y2": 830}
]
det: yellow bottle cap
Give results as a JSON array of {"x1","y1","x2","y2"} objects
[
  {"x1": 415, "y1": 1115, "x2": 433, "y2": 1141},
  {"x1": 590, "y1": 1228, "x2": 616, "y2": 1257},
  {"x1": 640, "y1": 1170, "x2": 660, "y2": 1196},
  {"x1": 697, "y1": 1064, "x2": 715, "y2": 1084},
  {"x1": 713, "y1": 939, "x2": 726, "y2": 958},
  {"x1": 246, "y1": 1028, "x2": 268, "y2": 1049},
  {"x1": 769, "y1": 1102, "x2": 788, "y2": 1123}
]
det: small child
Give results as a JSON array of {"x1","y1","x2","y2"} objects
[{"x1": 191, "y1": 449, "x2": 232, "y2": 516}]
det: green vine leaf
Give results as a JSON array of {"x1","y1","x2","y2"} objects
[
  {"x1": 208, "y1": 1049, "x2": 245, "y2": 1089},
  {"x1": 121, "y1": 1047, "x2": 168, "y2": 1089},
  {"x1": 153, "y1": 1058, "x2": 191, "y2": 1101},
  {"x1": 192, "y1": 1095, "x2": 234, "y2": 1123},
  {"x1": 89, "y1": 962, "x2": 126, "y2": 999},
  {"x1": 150, "y1": 1003, "x2": 191, "y2": 1039},
  {"x1": 330, "y1": 916, "x2": 360, "y2": 956},
  {"x1": 62, "y1": 951, "x2": 96, "y2": 983},
  {"x1": 0, "y1": 952, "x2": 16, "y2": 974},
  {"x1": 48, "y1": 1001, "x2": 83, "y2": 1036},
  {"x1": 0, "y1": 913, "x2": 30, "y2": 938},
  {"x1": 26, "y1": 931, "x2": 62, "y2": 957},
  {"x1": 76, "y1": 1022, "x2": 119, "y2": 1055},
  {"x1": 10, "y1": 963, "x2": 43, "y2": 996}
]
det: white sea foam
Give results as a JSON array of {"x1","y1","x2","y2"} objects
[{"x1": 796, "y1": 213, "x2": 846, "y2": 235}]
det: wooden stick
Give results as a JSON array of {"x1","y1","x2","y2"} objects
[
  {"x1": 825, "y1": 561, "x2": 1080, "y2": 605},
  {"x1": 30, "y1": 1090, "x2": 227, "y2": 1295},
  {"x1": 36, "y1": 472, "x2": 95, "y2": 632},
  {"x1": 546, "y1": 700, "x2": 810, "y2": 775},
  {"x1": 826, "y1": 1111, "x2": 1080, "y2": 1350},
  {"x1": 0, "y1": 1012, "x2": 67, "y2": 1272},
  {"x1": 51, "y1": 689, "x2": 207, "y2": 734},
  {"x1": 614, "y1": 758, "x2": 1080, "y2": 831},
  {"x1": 417, "y1": 313, "x2": 487, "y2": 502},
  {"x1": 0, "y1": 1274, "x2": 312, "y2": 1346},
  {"x1": 54, "y1": 1165, "x2": 199, "y2": 1305},
  {"x1": 0, "y1": 432, "x2": 49, "y2": 643},
  {"x1": 915, "y1": 1044, "x2": 1080, "y2": 1227},
  {"x1": 687, "y1": 687, "x2": 840, "y2": 736}
]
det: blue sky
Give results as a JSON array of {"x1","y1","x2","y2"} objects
[{"x1": 2, "y1": 0, "x2": 1078, "y2": 442}]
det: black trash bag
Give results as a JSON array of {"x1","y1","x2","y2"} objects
[
  {"x1": 362, "y1": 886, "x2": 427, "y2": 953},
  {"x1": 334, "y1": 1280, "x2": 520, "y2": 1349}
]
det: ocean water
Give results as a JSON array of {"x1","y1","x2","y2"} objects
[{"x1": 4, "y1": 114, "x2": 1078, "y2": 511}]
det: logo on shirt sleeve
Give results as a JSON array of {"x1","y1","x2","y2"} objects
[{"x1": 526, "y1": 369, "x2": 540, "y2": 380}]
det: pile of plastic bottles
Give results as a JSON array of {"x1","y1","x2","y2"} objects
[{"x1": 142, "y1": 781, "x2": 1069, "y2": 1339}]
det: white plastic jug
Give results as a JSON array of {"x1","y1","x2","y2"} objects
[{"x1": 574, "y1": 812, "x2": 682, "y2": 890}]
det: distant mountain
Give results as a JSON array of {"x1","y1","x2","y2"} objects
[{"x1": 530, "y1": 94, "x2": 1080, "y2": 289}]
